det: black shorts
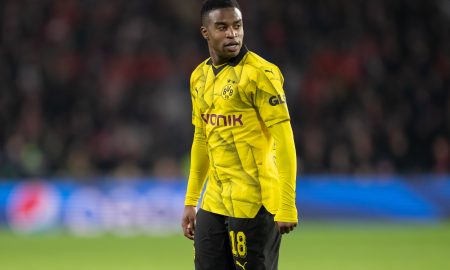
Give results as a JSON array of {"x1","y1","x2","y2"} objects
[{"x1": 194, "y1": 207, "x2": 281, "y2": 270}]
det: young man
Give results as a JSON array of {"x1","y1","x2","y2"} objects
[{"x1": 181, "y1": 0, "x2": 298, "y2": 269}]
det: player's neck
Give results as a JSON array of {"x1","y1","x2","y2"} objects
[
  {"x1": 210, "y1": 57, "x2": 230, "y2": 66},
  {"x1": 209, "y1": 49, "x2": 230, "y2": 66}
]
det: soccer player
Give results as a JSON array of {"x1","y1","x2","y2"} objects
[{"x1": 181, "y1": 0, "x2": 298, "y2": 269}]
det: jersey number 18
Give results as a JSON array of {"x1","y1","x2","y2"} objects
[{"x1": 229, "y1": 230, "x2": 247, "y2": 258}]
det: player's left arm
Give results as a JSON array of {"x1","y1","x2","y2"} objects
[
  {"x1": 252, "y1": 63, "x2": 298, "y2": 233},
  {"x1": 269, "y1": 120, "x2": 298, "y2": 234}
]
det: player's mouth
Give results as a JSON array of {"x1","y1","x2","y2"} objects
[{"x1": 224, "y1": 41, "x2": 240, "y2": 52}]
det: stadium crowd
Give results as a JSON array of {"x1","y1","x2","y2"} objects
[{"x1": 0, "y1": 0, "x2": 449, "y2": 178}]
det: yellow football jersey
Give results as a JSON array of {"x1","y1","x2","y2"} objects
[{"x1": 190, "y1": 47, "x2": 291, "y2": 218}]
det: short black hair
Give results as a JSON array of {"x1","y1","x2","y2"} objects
[{"x1": 201, "y1": 0, "x2": 241, "y2": 25}]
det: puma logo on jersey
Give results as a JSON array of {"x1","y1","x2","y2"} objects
[
  {"x1": 236, "y1": 261, "x2": 248, "y2": 270},
  {"x1": 201, "y1": 114, "x2": 243, "y2": 126}
]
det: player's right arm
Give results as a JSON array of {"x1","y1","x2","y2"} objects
[
  {"x1": 182, "y1": 70, "x2": 209, "y2": 240},
  {"x1": 182, "y1": 126, "x2": 209, "y2": 240}
]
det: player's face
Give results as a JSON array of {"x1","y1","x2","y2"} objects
[{"x1": 201, "y1": 7, "x2": 244, "y2": 65}]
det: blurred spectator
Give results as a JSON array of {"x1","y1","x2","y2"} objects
[{"x1": 0, "y1": 0, "x2": 448, "y2": 178}]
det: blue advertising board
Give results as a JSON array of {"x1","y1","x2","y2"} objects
[{"x1": 0, "y1": 176, "x2": 449, "y2": 235}]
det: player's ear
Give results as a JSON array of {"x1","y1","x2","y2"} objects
[{"x1": 200, "y1": 26, "x2": 209, "y2": 40}]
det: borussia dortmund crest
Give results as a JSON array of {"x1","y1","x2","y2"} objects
[{"x1": 222, "y1": 84, "x2": 234, "y2": 100}]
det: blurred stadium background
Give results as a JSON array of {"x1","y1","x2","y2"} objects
[{"x1": 0, "y1": 0, "x2": 449, "y2": 269}]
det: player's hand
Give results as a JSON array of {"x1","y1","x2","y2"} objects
[
  {"x1": 276, "y1": 221, "x2": 297, "y2": 234},
  {"x1": 181, "y1": 205, "x2": 197, "y2": 240}
]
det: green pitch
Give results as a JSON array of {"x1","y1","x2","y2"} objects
[{"x1": 0, "y1": 222, "x2": 449, "y2": 270}]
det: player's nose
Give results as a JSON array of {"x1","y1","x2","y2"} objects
[{"x1": 226, "y1": 27, "x2": 238, "y2": 38}]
